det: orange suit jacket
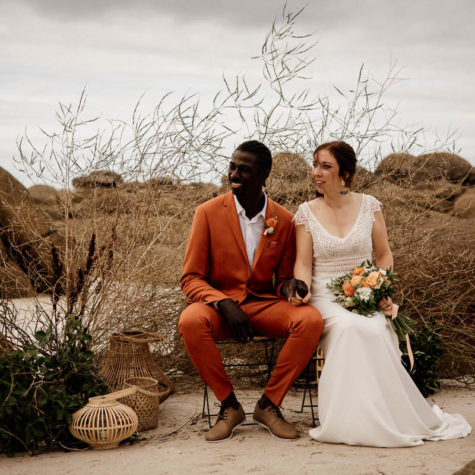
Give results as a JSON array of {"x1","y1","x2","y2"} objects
[{"x1": 181, "y1": 192, "x2": 295, "y2": 305}]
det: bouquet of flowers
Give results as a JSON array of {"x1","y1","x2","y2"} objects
[{"x1": 327, "y1": 260, "x2": 414, "y2": 344}]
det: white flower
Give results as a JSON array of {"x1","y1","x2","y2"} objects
[{"x1": 356, "y1": 287, "x2": 372, "y2": 301}]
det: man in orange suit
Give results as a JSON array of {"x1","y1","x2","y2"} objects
[{"x1": 179, "y1": 140, "x2": 323, "y2": 441}]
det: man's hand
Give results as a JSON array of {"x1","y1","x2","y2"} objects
[
  {"x1": 217, "y1": 298, "x2": 254, "y2": 343},
  {"x1": 280, "y1": 278, "x2": 310, "y2": 305}
]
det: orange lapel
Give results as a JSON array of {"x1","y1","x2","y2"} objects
[
  {"x1": 252, "y1": 197, "x2": 276, "y2": 272},
  {"x1": 223, "y1": 192, "x2": 249, "y2": 267}
]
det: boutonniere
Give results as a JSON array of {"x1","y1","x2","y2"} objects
[{"x1": 263, "y1": 216, "x2": 278, "y2": 236}]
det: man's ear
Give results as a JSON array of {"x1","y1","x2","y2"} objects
[{"x1": 262, "y1": 168, "x2": 271, "y2": 187}]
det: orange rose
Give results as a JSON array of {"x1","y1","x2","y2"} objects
[
  {"x1": 367, "y1": 271, "x2": 383, "y2": 289},
  {"x1": 353, "y1": 267, "x2": 364, "y2": 275},
  {"x1": 360, "y1": 279, "x2": 370, "y2": 288},
  {"x1": 351, "y1": 275, "x2": 362, "y2": 286},
  {"x1": 266, "y1": 217, "x2": 278, "y2": 228},
  {"x1": 342, "y1": 280, "x2": 355, "y2": 297}
]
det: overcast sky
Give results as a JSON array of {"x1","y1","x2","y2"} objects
[{"x1": 1, "y1": 0, "x2": 474, "y2": 185}]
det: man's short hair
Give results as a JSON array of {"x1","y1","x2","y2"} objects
[{"x1": 235, "y1": 140, "x2": 272, "y2": 171}]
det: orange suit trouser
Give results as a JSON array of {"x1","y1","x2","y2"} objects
[{"x1": 178, "y1": 298, "x2": 323, "y2": 406}]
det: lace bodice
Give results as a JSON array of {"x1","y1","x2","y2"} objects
[{"x1": 293, "y1": 194, "x2": 382, "y2": 277}]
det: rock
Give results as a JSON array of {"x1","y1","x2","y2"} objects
[
  {"x1": 76, "y1": 188, "x2": 134, "y2": 216},
  {"x1": 28, "y1": 184, "x2": 58, "y2": 205},
  {"x1": 417, "y1": 152, "x2": 474, "y2": 185},
  {"x1": 0, "y1": 167, "x2": 62, "y2": 294},
  {"x1": 267, "y1": 152, "x2": 313, "y2": 204},
  {"x1": 374, "y1": 153, "x2": 417, "y2": 185},
  {"x1": 376, "y1": 152, "x2": 474, "y2": 186},
  {"x1": 0, "y1": 241, "x2": 36, "y2": 298},
  {"x1": 271, "y1": 152, "x2": 311, "y2": 181},
  {"x1": 352, "y1": 166, "x2": 375, "y2": 190},
  {"x1": 453, "y1": 189, "x2": 475, "y2": 219},
  {"x1": 453, "y1": 458, "x2": 475, "y2": 475},
  {"x1": 72, "y1": 170, "x2": 123, "y2": 188},
  {"x1": 28, "y1": 185, "x2": 63, "y2": 220}
]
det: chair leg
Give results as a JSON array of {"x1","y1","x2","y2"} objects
[
  {"x1": 307, "y1": 376, "x2": 317, "y2": 427},
  {"x1": 202, "y1": 384, "x2": 212, "y2": 428},
  {"x1": 298, "y1": 358, "x2": 318, "y2": 426}
]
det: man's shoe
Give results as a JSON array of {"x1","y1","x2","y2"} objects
[
  {"x1": 253, "y1": 402, "x2": 298, "y2": 439},
  {"x1": 205, "y1": 403, "x2": 246, "y2": 442}
]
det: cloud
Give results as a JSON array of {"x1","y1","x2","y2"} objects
[
  {"x1": 0, "y1": 0, "x2": 474, "y2": 185},
  {"x1": 1, "y1": 0, "x2": 290, "y2": 26}
]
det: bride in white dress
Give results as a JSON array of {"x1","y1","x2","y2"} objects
[{"x1": 291, "y1": 141, "x2": 471, "y2": 447}]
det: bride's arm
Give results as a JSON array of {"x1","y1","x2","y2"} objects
[
  {"x1": 372, "y1": 210, "x2": 393, "y2": 270},
  {"x1": 292, "y1": 224, "x2": 313, "y2": 304},
  {"x1": 372, "y1": 210, "x2": 395, "y2": 314}
]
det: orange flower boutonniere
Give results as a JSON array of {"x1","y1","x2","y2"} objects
[{"x1": 263, "y1": 216, "x2": 278, "y2": 236}]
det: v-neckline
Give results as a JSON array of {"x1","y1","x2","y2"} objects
[{"x1": 307, "y1": 194, "x2": 365, "y2": 241}]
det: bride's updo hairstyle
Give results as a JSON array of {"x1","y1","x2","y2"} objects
[{"x1": 313, "y1": 141, "x2": 357, "y2": 197}]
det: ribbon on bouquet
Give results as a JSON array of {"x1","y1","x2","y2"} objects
[{"x1": 391, "y1": 303, "x2": 414, "y2": 371}]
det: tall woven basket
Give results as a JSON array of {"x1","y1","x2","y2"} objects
[
  {"x1": 99, "y1": 331, "x2": 175, "y2": 403},
  {"x1": 121, "y1": 377, "x2": 168, "y2": 431}
]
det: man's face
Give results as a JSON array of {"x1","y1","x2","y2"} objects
[{"x1": 228, "y1": 150, "x2": 269, "y2": 198}]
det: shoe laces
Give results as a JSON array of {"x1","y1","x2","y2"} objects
[
  {"x1": 269, "y1": 403, "x2": 285, "y2": 420},
  {"x1": 215, "y1": 403, "x2": 230, "y2": 422}
]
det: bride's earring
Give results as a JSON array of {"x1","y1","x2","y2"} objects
[{"x1": 339, "y1": 178, "x2": 349, "y2": 196}]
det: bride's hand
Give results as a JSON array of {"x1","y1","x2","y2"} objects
[
  {"x1": 378, "y1": 296, "x2": 393, "y2": 316},
  {"x1": 289, "y1": 291, "x2": 311, "y2": 306}
]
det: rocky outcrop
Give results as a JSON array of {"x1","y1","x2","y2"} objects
[
  {"x1": 453, "y1": 188, "x2": 475, "y2": 219},
  {"x1": 72, "y1": 171, "x2": 123, "y2": 188},
  {"x1": 0, "y1": 167, "x2": 62, "y2": 296},
  {"x1": 267, "y1": 152, "x2": 313, "y2": 204},
  {"x1": 28, "y1": 184, "x2": 58, "y2": 205},
  {"x1": 375, "y1": 152, "x2": 474, "y2": 186}
]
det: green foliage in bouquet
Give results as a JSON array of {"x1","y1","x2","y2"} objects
[
  {"x1": 327, "y1": 260, "x2": 414, "y2": 343},
  {"x1": 326, "y1": 260, "x2": 395, "y2": 316},
  {"x1": 0, "y1": 320, "x2": 107, "y2": 455},
  {"x1": 402, "y1": 323, "x2": 443, "y2": 398}
]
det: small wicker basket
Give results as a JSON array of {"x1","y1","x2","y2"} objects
[
  {"x1": 121, "y1": 377, "x2": 168, "y2": 431},
  {"x1": 69, "y1": 387, "x2": 138, "y2": 450}
]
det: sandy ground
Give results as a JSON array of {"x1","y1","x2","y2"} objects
[{"x1": 1, "y1": 382, "x2": 473, "y2": 475}]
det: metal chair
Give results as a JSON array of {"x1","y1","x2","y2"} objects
[
  {"x1": 202, "y1": 340, "x2": 324, "y2": 428},
  {"x1": 296, "y1": 346, "x2": 325, "y2": 426},
  {"x1": 201, "y1": 336, "x2": 277, "y2": 427}
]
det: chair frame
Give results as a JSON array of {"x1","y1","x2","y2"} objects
[{"x1": 201, "y1": 339, "x2": 323, "y2": 428}]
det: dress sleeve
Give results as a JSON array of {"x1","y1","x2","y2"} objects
[
  {"x1": 367, "y1": 195, "x2": 383, "y2": 222},
  {"x1": 293, "y1": 202, "x2": 312, "y2": 233}
]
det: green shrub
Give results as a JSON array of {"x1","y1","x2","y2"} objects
[
  {"x1": 403, "y1": 323, "x2": 443, "y2": 397},
  {"x1": 0, "y1": 319, "x2": 107, "y2": 455}
]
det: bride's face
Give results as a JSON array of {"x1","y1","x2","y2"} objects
[{"x1": 312, "y1": 149, "x2": 341, "y2": 194}]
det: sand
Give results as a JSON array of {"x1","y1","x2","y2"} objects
[{"x1": 1, "y1": 382, "x2": 473, "y2": 475}]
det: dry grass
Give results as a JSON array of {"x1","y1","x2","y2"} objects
[{"x1": 2, "y1": 150, "x2": 474, "y2": 379}]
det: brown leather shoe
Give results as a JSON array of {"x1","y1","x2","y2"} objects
[
  {"x1": 205, "y1": 404, "x2": 246, "y2": 442},
  {"x1": 253, "y1": 402, "x2": 298, "y2": 439}
]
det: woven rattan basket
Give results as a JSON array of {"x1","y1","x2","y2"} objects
[
  {"x1": 99, "y1": 330, "x2": 175, "y2": 403},
  {"x1": 69, "y1": 387, "x2": 138, "y2": 449},
  {"x1": 121, "y1": 377, "x2": 168, "y2": 431}
]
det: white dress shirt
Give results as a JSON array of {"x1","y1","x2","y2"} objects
[{"x1": 233, "y1": 193, "x2": 267, "y2": 269}]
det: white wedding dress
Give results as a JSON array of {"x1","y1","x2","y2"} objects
[{"x1": 294, "y1": 193, "x2": 471, "y2": 447}]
